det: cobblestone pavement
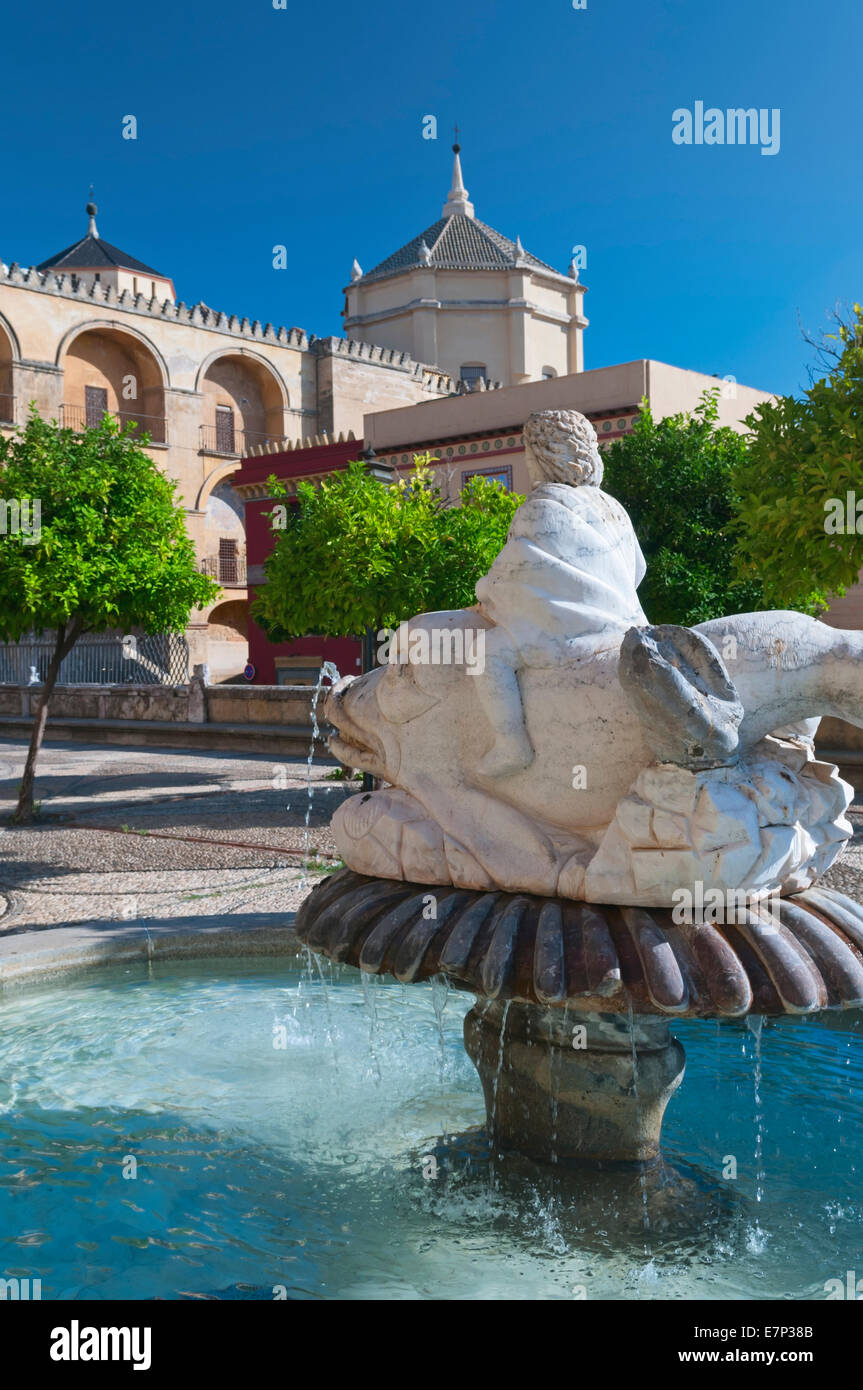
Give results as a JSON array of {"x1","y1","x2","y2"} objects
[
  {"x1": 2, "y1": 738, "x2": 863, "y2": 937},
  {"x1": 0, "y1": 740, "x2": 354, "y2": 932}
]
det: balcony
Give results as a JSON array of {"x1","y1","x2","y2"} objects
[
  {"x1": 201, "y1": 553, "x2": 247, "y2": 587},
  {"x1": 60, "y1": 403, "x2": 167, "y2": 445},
  {"x1": 0, "y1": 394, "x2": 14, "y2": 425},
  {"x1": 199, "y1": 423, "x2": 283, "y2": 458}
]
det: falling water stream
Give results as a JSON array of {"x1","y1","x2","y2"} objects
[
  {"x1": 301, "y1": 659, "x2": 341, "y2": 888},
  {"x1": 627, "y1": 1001, "x2": 650, "y2": 1235},
  {"x1": 488, "y1": 999, "x2": 511, "y2": 1188},
  {"x1": 747, "y1": 1014, "x2": 766, "y2": 1205},
  {"x1": 361, "y1": 968, "x2": 383, "y2": 1085}
]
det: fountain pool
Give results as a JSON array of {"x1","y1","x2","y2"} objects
[{"x1": 0, "y1": 952, "x2": 860, "y2": 1300}]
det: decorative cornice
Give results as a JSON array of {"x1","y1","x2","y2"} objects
[
  {"x1": 239, "y1": 428, "x2": 357, "y2": 465},
  {"x1": 0, "y1": 261, "x2": 309, "y2": 349},
  {"x1": 311, "y1": 335, "x2": 458, "y2": 395},
  {"x1": 345, "y1": 296, "x2": 581, "y2": 330},
  {"x1": 234, "y1": 456, "x2": 356, "y2": 501}
]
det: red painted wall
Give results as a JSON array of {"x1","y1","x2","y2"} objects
[{"x1": 236, "y1": 440, "x2": 364, "y2": 683}]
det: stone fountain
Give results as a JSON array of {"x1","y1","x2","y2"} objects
[{"x1": 296, "y1": 408, "x2": 863, "y2": 1168}]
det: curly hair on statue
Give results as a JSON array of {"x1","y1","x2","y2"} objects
[{"x1": 522, "y1": 409, "x2": 604, "y2": 487}]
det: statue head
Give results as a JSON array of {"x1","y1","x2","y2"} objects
[{"x1": 522, "y1": 409, "x2": 604, "y2": 488}]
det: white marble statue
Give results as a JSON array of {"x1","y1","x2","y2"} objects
[{"x1": 325, "y1": 409, "x2": 859, "y2": 908}]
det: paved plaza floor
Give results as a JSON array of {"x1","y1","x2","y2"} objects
[{"x1": 0, "y1": 740, "x2": 349, "y2": 942}]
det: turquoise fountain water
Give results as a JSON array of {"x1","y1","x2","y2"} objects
[{"x1": 0, "y1": 953, "x2": 861, "y2": 1300}]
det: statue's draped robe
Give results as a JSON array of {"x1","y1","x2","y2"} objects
[{"x1": 475, "y1": 482, "x2": 648, "y2": 664}]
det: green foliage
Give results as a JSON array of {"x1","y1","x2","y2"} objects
[
  {"x1": 252, "y1": 455, "x2": 522, "y2": 640},
  {"x1": 733, "y1": 305, "x2": 863, "y2": 613},
  {"x1": 0, "y1": 409, "x2": 218, "y2": 641},
  {"x1": 602, "y1": 391, "x2": 767, "y2": 625}
]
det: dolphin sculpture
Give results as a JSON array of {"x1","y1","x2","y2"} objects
[{"x1": 323, "y1": 409, "x2": 860, "y2": 908}]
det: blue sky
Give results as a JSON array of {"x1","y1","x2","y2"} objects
[{"x1": 1, "y1": 0, "x2": 859, "y2": 396}]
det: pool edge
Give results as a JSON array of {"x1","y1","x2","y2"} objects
[{"x1": 0, "y1": 914, "x2": 301, "y2": 990}]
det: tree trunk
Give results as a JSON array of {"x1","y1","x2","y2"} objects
[{"x1": 12, "y1": 617, "x2": 84, "y2": 825}]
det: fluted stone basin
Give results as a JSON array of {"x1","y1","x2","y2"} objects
[
  {"x1": 296, "y1": 870, "x2": 863, "y2": 1164},
  {"x1": 296, "y1": 870, "x2": 863, "y2": 1016}
]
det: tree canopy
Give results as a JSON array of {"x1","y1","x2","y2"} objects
[
  {"x1": 601, "y1": 390, "x2": 767, "y2": 626},
  {"x1": 0, "y1": 410, "x2": 217, "y2": 641},
  {"x1": 733, "y1": 304, "x2": 863, "y2": 613},
  {"x1": 252, "y1": 455, "x2": 522, "y2": 641}
]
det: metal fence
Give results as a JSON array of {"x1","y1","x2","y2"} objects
[
  {"x1": 59, "y1": 404, "x2": 168, "y2": 445},
  {"x1": 0, "y1": 633, "x2": 191, "y2": 686},
  {"x1": 201, "y1": 553, "x2": 248, "y2": 586},
  {"x1": 199, "y1": 423, "x2": 283, "y2": 457}
]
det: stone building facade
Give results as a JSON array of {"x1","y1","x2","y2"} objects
[{"x1": 0, "y1": 201, "x2": 457, "y2": 675}]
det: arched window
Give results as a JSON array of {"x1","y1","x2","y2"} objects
[
  {"x1": 0, "y1": 321, "x2": 15, "y2": 425},
  {"x1": 60, "y1": 325, "x2": 167, "y2": 442},
  {"x1": 200, "y1": 353, "x2": 286, "y2": 456},
  {"x1": 541, "y1": 366, "x2": 557, "y2": 380}
]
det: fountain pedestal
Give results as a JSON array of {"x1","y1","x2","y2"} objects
[
  {"x1": 295, "y1": 870, "x2": 863, "y2": 1168},
  {"x1": 464, "y1": 1002, "x2": 685, "y2": 1165}
]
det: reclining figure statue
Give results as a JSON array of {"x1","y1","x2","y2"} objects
[{"x1": 324, "y1": 408, "x2": 860, "y2": 908}]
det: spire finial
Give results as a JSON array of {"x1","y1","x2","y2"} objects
[
  {"x1": 86, "y1": 186, "x2": 99, "y2": 239},
  {"x1": 442, "y1": 129, "x2": 474, "y2": 219}
]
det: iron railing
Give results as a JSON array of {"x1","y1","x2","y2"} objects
[
  {"x1": 201, "y1": 553, "x2": 247, "y2": 586},
  {"x1": 60, "y1": 403, "x2": 168, "y2": 444},
  {"x1": 199, "y1": 423, "x2": 282, "y2": 457},
  {"x1": 0, "y1": 633, "x2": 190, "y2": 686}
]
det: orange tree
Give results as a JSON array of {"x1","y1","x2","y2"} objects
[
  {"x1": 0, "y1": 410, "x2": 218, "y2": 823},
  {"x1": 252, "y1": 455, "x2": 522, "y2": 642}
]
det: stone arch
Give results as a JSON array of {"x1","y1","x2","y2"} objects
[
  {"x1": 56, "y1": 319, "x2": 170, "y2": 387},
  {"x1": 194, "y1": 346, "x2": 289, "y2": 406},
  {"x1": 197, "y1": 349, "x2": 288, "y2": 455},
  {"x1": 57, "y1": 321, "x2": 168, "y2": 442},
  {"x1": 196, "y1": 458, "x2": 243, "y2": 511},
  {"x1": 204, "y1": 596, "x2": 249, "y2": 683},
  {"x1": 0, "y1": 315, "x2": 16, "y2": 422},
  {"x1": 0, "y1": 311, "x2": 22, "y2": 362}
]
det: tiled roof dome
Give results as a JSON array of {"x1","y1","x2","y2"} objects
[
  {"x1": 36, "y1": 196, "x2": 165, "y2": 277},
  {"x1": 354, "y1": 147, "x2": 562, "y2": 285}
]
